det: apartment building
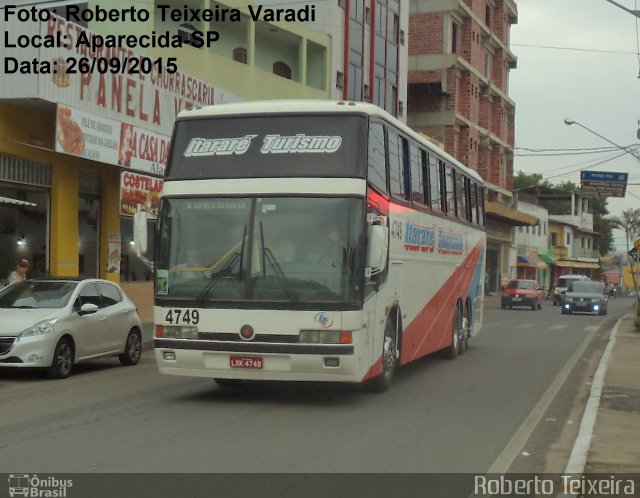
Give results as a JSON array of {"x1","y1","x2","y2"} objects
[{"x1": 407, "y1": 0, "x2": 534, "y2": 291}]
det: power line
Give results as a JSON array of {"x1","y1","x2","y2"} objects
[{"x1": 511, "y1": 42, "x2": 638, "y2": 55}]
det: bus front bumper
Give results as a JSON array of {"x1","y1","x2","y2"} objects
[{"x1": 153, "y1": 339, "x2": 361, "y2": 382}]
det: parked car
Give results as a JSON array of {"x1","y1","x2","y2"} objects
[
  {"x1": 0, "y1": 279, "x2": 143, "y2": 378},
  {"x1": 552, "y1": 274, "x2": 589, "y2": 306},
  {"x1": 501, "y1": 279, "x2": 544, "y2": 310},
  {"x1": 561, "y1": 280, "x2": 608, "y2": 315}
]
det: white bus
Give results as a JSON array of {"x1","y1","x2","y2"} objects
[{"x1": 145, "y1": 100, "x2": 486, "y2": 392}]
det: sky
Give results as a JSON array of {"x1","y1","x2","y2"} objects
[{"x1": 510, "y1": 0, "x2": 640, "y2": 251}]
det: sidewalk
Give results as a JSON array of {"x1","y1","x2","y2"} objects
[{"x1": 584, "y1": 312, "x2": 640, "y2": 473}]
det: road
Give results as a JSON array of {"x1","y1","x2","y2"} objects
[{"x1": 0, "y1": 298, "x2": 631, "y2": 474}]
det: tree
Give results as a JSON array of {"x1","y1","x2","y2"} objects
[
  {"x1": 514, "y1": 173, "x2": 614, "y2": 254},
  {"x1": 611, "y1": 208, "x2": 640, "y2": 314}
]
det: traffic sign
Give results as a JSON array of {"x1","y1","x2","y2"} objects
[
  {"x1": 580, "y1": 171, "x2": 629, "y2": 198},
  {"x1": 635, "y1": 238, "x2": 640, "y2": 251}
]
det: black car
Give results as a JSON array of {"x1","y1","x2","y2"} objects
[{"x1": 561, "y1": 281, "x2": 608, "y2": 315}]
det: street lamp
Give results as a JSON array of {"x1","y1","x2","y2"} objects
[{"x1": 563, "y1": 118, "x2": 640, "y2": 160}]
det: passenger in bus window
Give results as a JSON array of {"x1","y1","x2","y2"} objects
[
  {"x1": 175, "y1": 248, "x2": 207, "y2": 279},
  {"x1": 307, "y1": 228, "x2": 346, "y2": 267},
  {"x1": 271, "y1": 238, "x2": 296, "y2": 263}
]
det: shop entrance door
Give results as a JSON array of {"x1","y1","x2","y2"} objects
[{"x1": 79, "y1": 194, "x2": 100, "y2": 278}]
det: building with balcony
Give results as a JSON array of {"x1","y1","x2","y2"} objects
[
  {"x1": 406, "y1": 0, "x2": 530, "y2": 292},
  {"x1": 513, "y1": 197, "x2": 551, "y2": 289}
]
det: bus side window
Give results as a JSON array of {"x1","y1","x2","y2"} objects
[
  {"x1": 368, "y1": 122, "x2": 387, "y2": 194},
  {"x1": 444, "y1": 163, "x2": 455, "y2": 215},
  {"x1": 410, "y1": 142, "x2": 424, "y2": 206},
  {"x1": 470, "y1": 182, "x2": 478, "y2": 225},
  {"x1": 456, "y1": 171, "x2": 467, "y2": 222},
  {"x1": 388, "y1": 129, "x2": 406, "y2": 201},
  {"x1": 428, "y1": 154, "x2": 441, "y2": 212},
  {"x1": 478, "y1": 186, "x2": 486, "y2": 227}
]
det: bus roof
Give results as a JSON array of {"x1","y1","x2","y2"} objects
[{"x1": 177, "y1": 100, "x2": 483, "y2": 184}]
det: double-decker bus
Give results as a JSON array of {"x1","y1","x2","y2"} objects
[{"x1": 142, "y1": 100, "x2": 486, "y2": 392}]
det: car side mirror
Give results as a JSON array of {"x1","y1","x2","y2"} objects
[{"x1": 79, "y1": 303, "x2": 99, "y2": 315}]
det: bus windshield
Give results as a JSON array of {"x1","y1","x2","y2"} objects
[{"x1": 155, "y1": 196, "x2": 365, "y2": 307}]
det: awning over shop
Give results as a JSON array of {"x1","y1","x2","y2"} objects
[
  {"x1": 0, "y1": 196, "x2": 36, "y2": 207},
  {"x1": 485, "y1": 201, "x2": 538, "y2": 226},
  {"x1": 539, "y1": 253, "x2": 556, "y2": 265},
  {"x1": 555, "y1": 260, "x2": 600, "y2": 269},
  {"x1": 517, "y1": 255, "x2": 547, "y2": 268}
]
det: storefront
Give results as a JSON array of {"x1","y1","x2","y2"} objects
[
  {"x1": 0, "y1": 156, "x2": 51, "y2": 283},
  {"x1": 0, "y1": 14, "x2": 241, "y2": 320}
]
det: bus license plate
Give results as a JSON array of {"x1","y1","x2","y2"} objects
[{"x1": 230, "y1": 356, "x2": 263, "y2": 369}]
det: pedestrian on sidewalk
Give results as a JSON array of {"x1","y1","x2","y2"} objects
[{"x1": 8, "y1": 258, "x2": 29, "y2": 285}]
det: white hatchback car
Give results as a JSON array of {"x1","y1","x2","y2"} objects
[{"x1": 0, "y1": 279, "x2": 143, "y2": 378}]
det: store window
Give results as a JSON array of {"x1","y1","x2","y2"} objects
[
  {"x1": 120, "y1": 217, "x2": 155, "y2": 282},
  {"x1": 0, "y1": 184, "x2": 50, "y2": 284}
]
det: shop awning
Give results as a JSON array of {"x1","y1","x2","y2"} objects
[
  {"x1": 485, "y1": 201, "x2": 538, "y2": 226},
  {"x1": 0, "y1": 195, "x2": 36, "y2": 207},
  {"x1": 517, "y1": 255, "x2": 547, "y2": 268},
  {"x1": 539, "y1": 253, "x2": 556, "y2": 265},
  {"x1": 555, "y1": 260, "x2": 600, "y2": 269}
]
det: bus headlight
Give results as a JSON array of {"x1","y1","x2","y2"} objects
[
  {"x1": 300, "y1": 330, "x2": 353, "y2": 344},
  {"x1": 157, "y1": 326, "x2": 199, "y2": 339}
]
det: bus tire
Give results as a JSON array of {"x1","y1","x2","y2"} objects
[
  {"x1": 444, "y1": 305, "x2": 462, "y2": 360},
  {"x1": 462, "y1": 300, "x2": 472, "y2": 351},
  {"x1": 370, "y1": 320, "x2": 397, "y2": 393}
]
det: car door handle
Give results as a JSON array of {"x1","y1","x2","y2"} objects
[{"x1": 99, "y1": 316, "x2": 108, "y2": 321}]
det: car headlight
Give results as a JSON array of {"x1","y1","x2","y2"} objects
[{"x1": 20, "y1": 318, "x2": 58, "y2": 337}]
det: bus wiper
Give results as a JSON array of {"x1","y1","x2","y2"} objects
[
  {"x1": 195, "y1": 252, "x2": 242, "y2": 304},
  {"x1": 263, "y1": 247, "x2": 298, "y2": 304}
]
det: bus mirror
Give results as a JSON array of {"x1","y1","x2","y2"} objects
[
  {"x1": 366, "y1": 224, "x2": 388, "y2": 277},
  {"x1": 133, "y1": 205, "x2": 148, "y2": 257}
]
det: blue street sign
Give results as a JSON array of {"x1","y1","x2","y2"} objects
[{"x1": 580, "y1": 171, "x2": 628, "y2": 183}]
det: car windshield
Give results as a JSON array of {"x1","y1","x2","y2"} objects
[
  {"x1": 557, "y1": 277, "x2": 581, "y2": 288},
  {"x1": 508, "y1": 281, "x2": 535, "y2": 290},
  {"x1": 0, "y1": 281, "x2": 78, "y2": 309},
  {"x1": 568, "y1": 282, "x2": 603, "y2": 294},
  {"x1": 155, "y1": 196, "x2": 365, "y2": 306}
]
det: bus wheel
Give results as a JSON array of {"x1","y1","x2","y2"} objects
[
  {"x1": 461, "y1": 302, "x2": 471, "y2": 352},
  {"x1": 370, "y1": 320, "x2": 397, "y2": 393},
  {"x1": 444, "y1": 305, "x2": 462, "y2": 360}
]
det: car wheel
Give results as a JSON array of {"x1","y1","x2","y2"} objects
[
  {"x1": 531, "y1": 303, "x2": 536, "y2": 311},
  {"x1": 119, "y1": 328, "x2": 142, "y2": 366},
  {"x1": 370, "y1": 319, "x2": 398, "y2": 393},
  {"x1": 537, "y1": 302, "x2": 542, "y2": 310},
  {"x1": 47, "y1": 337, "x2": 74, "y2": 379}
]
